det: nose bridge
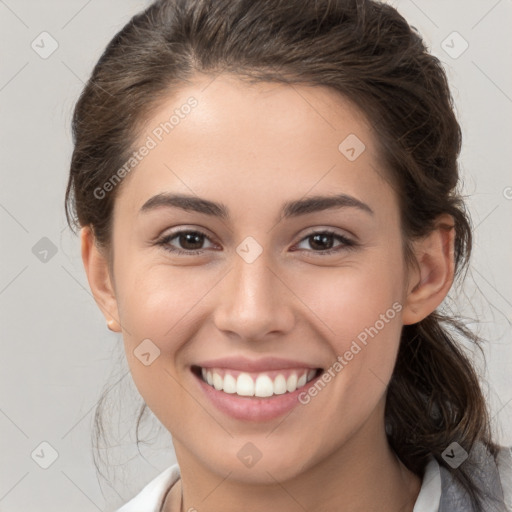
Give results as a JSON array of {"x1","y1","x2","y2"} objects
[
  {"x1": 228, "y1": 245, "x2": 277, "y2": 315},
  {"x1": 213, "y1": 242, "x2": 293, "y2": 338}
]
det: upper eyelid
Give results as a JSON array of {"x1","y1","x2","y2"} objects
[{"x1": 159, "y1": 227, "x2": 218, "y2": 244}]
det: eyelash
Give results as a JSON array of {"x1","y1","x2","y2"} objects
[{"x1": 154, "y1": 228, "x2": 357, "y2": 257}]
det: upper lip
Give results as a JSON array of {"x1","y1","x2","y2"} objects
[{"x1": 195, "y1": 356, "x2": 321, "y2": 372}]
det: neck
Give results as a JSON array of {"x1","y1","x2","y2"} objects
[{"x1": 164, "y1": 402, "x2": 421, "y2": 512}]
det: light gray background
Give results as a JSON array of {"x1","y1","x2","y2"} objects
[{"x1": 1, "y1": 1, "x2": 511, "y2": 511}]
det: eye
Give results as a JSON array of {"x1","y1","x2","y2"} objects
[
  {"x1": 292, "y1": 229, "x2": 357, "y2": 256},
  {"x1": 155, "y1": 229, "x2": 217, "y2": 255},
  {"x1": 155, "y1": 228, "x2": 357, "y2": 257}
]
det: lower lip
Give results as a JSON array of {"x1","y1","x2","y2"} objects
[{"x1": 193, "y1": 370, "x2": 321, "y2": 422}]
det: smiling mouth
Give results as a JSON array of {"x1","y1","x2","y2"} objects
[{"x1": 191, "y1": 365, "x2": 323, "y2": 398}]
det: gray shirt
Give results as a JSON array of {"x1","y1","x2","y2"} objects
[{"x1": 438, "y1": 443, "x2": 512, "y2": 511}]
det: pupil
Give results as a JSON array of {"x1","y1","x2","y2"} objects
[
  {"x1": 182, "y1": 232, "x2": 202, "y2": 249},
  {"x1": 311, "y1": 234, "x2": 332, "y2": 250}
]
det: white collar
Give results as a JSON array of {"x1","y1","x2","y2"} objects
[
  {"x1": 413, "y1": 455, "x2": 442, "y2": 512},
  {"x1": 115, "y1": 464, "x2": 180, "y2": 512}
]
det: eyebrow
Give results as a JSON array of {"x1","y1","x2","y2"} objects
[{"x1": 139, "y1": 192, "x2": 374, "y2": 222}]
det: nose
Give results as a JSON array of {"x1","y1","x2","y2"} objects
[{"x1": 212, "y1": 247, "x2": 295, "y2": 341}]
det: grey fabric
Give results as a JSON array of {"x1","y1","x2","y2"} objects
[{"x1": 438, "y1": 443, "x2": 511, "y2": 512}]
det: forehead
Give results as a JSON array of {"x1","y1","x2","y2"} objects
[
  {"x1": 142, "y1": 73, "x2": 373, "y2": 149},
  {"x1": 113, "y1": 73, "x2": 395, "y2": 220}
]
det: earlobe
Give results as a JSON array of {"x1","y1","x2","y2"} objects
[
  {"x1": 402, "y1": 215, "x2": 456, "y2": 325},
  {"x1": 80, "y1": 227, "x2": 122, "y2": 332}
]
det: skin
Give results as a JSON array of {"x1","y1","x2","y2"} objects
[{"x1": 81, "y1": 73, "x2": 455, "y2": 512}]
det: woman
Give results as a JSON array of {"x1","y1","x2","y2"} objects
[{"x1": 65, "y1": 0, "x2": 511, "y2": 510}]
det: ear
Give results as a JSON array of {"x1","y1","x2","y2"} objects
[
  {"x1": 80, "y1": 226, "x2": 122, "y2": 332},
  {"x1": 402, "y1": 214, "x2": 456, "y2": 325}
]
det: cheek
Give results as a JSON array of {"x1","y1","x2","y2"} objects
[
  {"x1": 115, "y1": 264, "x2": 221, "y2": 409},
  {"x1": 291, "y1": 250, "x2": 405, "y2": 394},
  {"x1": 117, "y1": 262, "x2": 213, "y2": 338},
  {"x1": 293, "y1": 252, "x2": 405, "y2": 342},
  {"x1": 112, "y1": 262, "x2": 193, "y2": 384}
]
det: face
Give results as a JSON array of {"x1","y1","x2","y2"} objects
[{"x1": 90, "y1": 74, "x2": 415, "y2": 483}]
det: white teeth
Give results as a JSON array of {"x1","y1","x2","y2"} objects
[
  {"x1": 212, "y1": 373, "x2": 223, "y2": 391},
  {"x1": 223, "y1": 373, "x2": 237, "y2": 394},
  {"x1": 273, "y1": 374, "x2": 287, "y2": 395},
  {"x1": 199, "y1": 368, "x2": 318, "y2": 397},
  {"x1": 286, "y1": 373, "x2": 298, "y2": 392},
  {"x1": 254, "y1": 375, "x2": 274, "y2": 397},
  {"x1": 237, "y1": 373, "x2": 255, "y2": 396}
]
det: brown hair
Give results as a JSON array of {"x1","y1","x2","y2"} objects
[{"x1": 65, "y1": 0, "x2": 502, "y2": 508}]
